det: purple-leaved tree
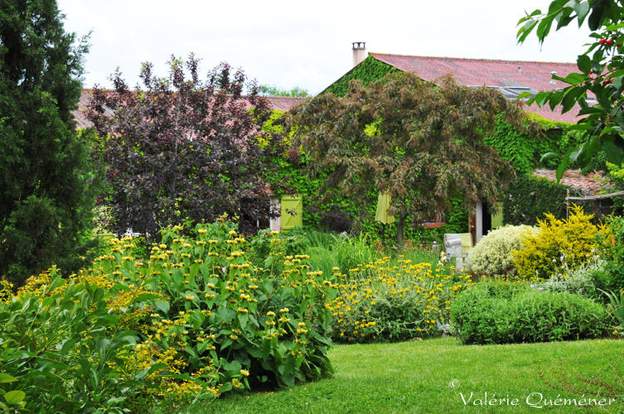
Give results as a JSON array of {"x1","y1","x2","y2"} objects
[{"x1": 88, "y1": 55, "x2": 276, "y2": 236}]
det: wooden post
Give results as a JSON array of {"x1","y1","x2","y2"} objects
[{"x1": 565, "y1": 189, "x2": 570, "y2": 218}]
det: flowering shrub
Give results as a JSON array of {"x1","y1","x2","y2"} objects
[
  {"x1": 512, "y1": 206, "x2": 603, "y2": 280},
  {"x1": 467, "y1": 225, "x2": 536, "y2": 277},
  {"x1": 0, "y1": 266, "x2": 154, "y2": 413},
  {"x1": 0, "y1": 222, "x2": 335, "y2": 411},
  {"x1": 451, "y1": 281, "x2": 610, "y2": 344},
  {"x1": 327, "y1": 258, "x2": 472, "y2": 343}
]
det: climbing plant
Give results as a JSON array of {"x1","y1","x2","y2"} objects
[
  {"x1": 263, "y1": 111, "x2": 468, "y2": 244},
  {"x1": 324, "y1": 56, "x2": 398, "y2": 97},
  {"x1": 291, "y1": 73, "x2": 519, "y2": 245}
]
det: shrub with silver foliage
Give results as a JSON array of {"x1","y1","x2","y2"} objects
[
  {"x1": 468, "y1": 225, "x2": 536, "y2": 276},
  {"x1": 538, "y1": 258, "x2": 603, "y2": 299}
]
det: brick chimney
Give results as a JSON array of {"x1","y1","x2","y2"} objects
[{"x1": 352, "y1": 41, "x2": 367, "y2": 67}]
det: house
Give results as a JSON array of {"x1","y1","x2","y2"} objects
[
  {"x1": 327, "y1": 42, "x2": 580, "y2": 123},
  {"x1": 74, "y1": 44, "x2": 586, "y2": 238},
  {"x1": 322, "y1": 43, "x2": 582, "y2": 243}
]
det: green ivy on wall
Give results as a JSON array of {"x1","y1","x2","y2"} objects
[
  {"x1": 503, "y1": 174, "x2": 577, "y2": 225},
  {"x1": 484, "y1": 114, "x2": 570, "y2": 174},
  {"x1": 323, "y1": 56, "x2": 399, "y2": 97},
  {"x1": 266, "y1": 58, "x2": 595, "y2": 241}
]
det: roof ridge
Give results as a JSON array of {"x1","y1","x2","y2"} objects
[{"x1": 369, "y1": 52, "x2": 576, "y2": 66}]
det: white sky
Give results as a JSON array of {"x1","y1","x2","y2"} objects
[{"x1": 58, "y1": 0, "x2": 590, "y2": 94}]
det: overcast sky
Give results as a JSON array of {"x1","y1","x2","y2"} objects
[{"x1": 58, "y1": 0, "x2": 590, "y2": 94}]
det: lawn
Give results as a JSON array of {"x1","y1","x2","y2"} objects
[{"x1": 185, "y1": 337, "x2": 623, "y2": 414}]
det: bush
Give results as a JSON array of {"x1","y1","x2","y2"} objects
[
  {"x1": 319, "y1": 208, "x2": 353, "y2": 233},
  {"x1": 539, "y1": 258, "x2": 603, "y2": 300},
  {"x1": 0, "y1": 267, "x2": 154, "y2": 413},
  {"x1": 0, "y1": 222, "x2": 335, "y2": 411},
  {"x1": 504, "y1": 175, "x2": 571, "y2": 225},
  {"x1": 594, "y1": 216, "x2": 624, "y2": 293},
  {"x1": 512, "y1": 206, "x2": 602, "y2": 280},
  {"x1": 328, "y1": 258, "x2": 472, "y2": 343},
  {"x1": 467, "y1": 225, "x2": 536, "y2": 277},
  {"x1": 451, "y1": 281, "x2": 610, "y2": 344}
]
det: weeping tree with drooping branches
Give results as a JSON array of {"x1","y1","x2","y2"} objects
[
  {"x1": 88, "y1": 55, "x2": 281, "y2": 236},
  {"x1": 291, "y1": 73, "x2": 521, "y2": 246}
]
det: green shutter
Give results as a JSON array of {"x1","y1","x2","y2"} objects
[
  {"x1": 280, "y1": 195, "x2": 303, "y2": 229},
  {"x1": 375, "y1": 192, "x2": 395, "y2": 224},
  {"x1": 491, "y1": 202, "x2": 504, "y2": 229}
]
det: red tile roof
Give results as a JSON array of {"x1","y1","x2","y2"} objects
[
  {"x1": 264, "y1": 96, "x2": 307, "y2": 111},
  {"x1": 533, "y1": 169, "x2": 606, "y2": 195},
  {"x1": 369, "y1": 53, "x2": 580, "y2": 123}
]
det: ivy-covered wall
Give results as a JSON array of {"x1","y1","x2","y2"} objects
[
  {"x1": 263, "y1": 144, "x2": 468, "y2": 244},
  {"x1": 267, "y1": 56, "x2": 587, "y2": 240},
  {"x1": 485, "y1": 114, "x2": 559, "y2": 173},
  {"x1": 323, "y1": 56, "x2": 399, "y2": 97}
]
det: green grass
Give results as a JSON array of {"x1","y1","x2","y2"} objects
[{"x1": 181, "y1": 337, "x2": 624, "y2": 414}]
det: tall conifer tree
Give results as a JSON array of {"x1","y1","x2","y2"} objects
[{"x1": 0, "y1": 0, "x2": 94, "y2": 283}]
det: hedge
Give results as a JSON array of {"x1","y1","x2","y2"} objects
[{"x1": 503, "y1": 174, "x2": 575, "y2": 225}]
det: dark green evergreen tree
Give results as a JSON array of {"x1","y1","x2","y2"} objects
[{"x1": 0, "y1": 0, "x2": 95, "y2": 283}]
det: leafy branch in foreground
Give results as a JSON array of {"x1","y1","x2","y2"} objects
[{"x1": 517, "y1": 0, "x2": 624, "y2": 178}]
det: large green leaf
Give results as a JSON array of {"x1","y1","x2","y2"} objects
[
  {"x1": 588, "y1": 0, "x2": 607, "y2": 30},
  {"x1": 0, "y1": 374, "x2": 17, "y2": 384},
  {"x1": 574, "y1": 0, "x2": 591, "y2": 25},
  {"x1": 4, "y1": 390, "x2": 25, "y2": 405},
  {"x1": 577, "y1": 54, "x2": 591, "y2": 74}
]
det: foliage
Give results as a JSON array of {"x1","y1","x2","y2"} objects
[
  {"x1": 451, "y1": 281, "x2": 610, "y2": 344},
  {"x1": 484, "y1": 114, "x2": 570, "y2": 173},
  {"x1": 517, "y1": 0, "x2": 624, "y2": 177},
  {"x1": 323, "y1": 56, "x2": 398, "y2": 97},
  {"x1": 539, "y1": 258, "x2": 604, "y2": 300},
  {"x1": 327, "y1": 258, "x2": 471, "y2": 343},
  {"x1": 512, "y1": 206, "x2": 603, "y2": 279},
  {"x1": 88, "y1": 56, "x2": 278, "y2": 236},
  {"x1": 485, "y1": 115, "x2": 546, "y2": 173},
  {"x1": 594, "y1": 215, "x2": 624, "y2": 293},
  {"x1": 0, "y1": 0, "x2": 97, "y2": 284},
  {"x1": 601, "y1": 289, "x2": 624, "y2": 334},
  {"x1": 503, "y1": 174, "x2": 574, "y2": 225},
  {"x1": 259, "y1": 85, "x2": 309, "y2": 97},
  {"x1": 292, "y1": 72, "x2": 519, "y2": 244},
  {"x1": 0, "y1": 222, "x2": 336, "y2": 410},
  {"x1": 467, "y1": 225, "x2": 536, "y2": 277},
  {"x1": 263, "y1": 112, "x2": 468, "y2": 245},
  {"x1": 0, "y1": 267, "x2": 156, "y2": 413}
]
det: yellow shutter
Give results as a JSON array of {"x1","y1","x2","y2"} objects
[
  {"x1": 280, "y1": 195, "x2": 303, "y2": 229},
  {"x1": 375, "y1": 192, "x2": 395, "y2": 224}
]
